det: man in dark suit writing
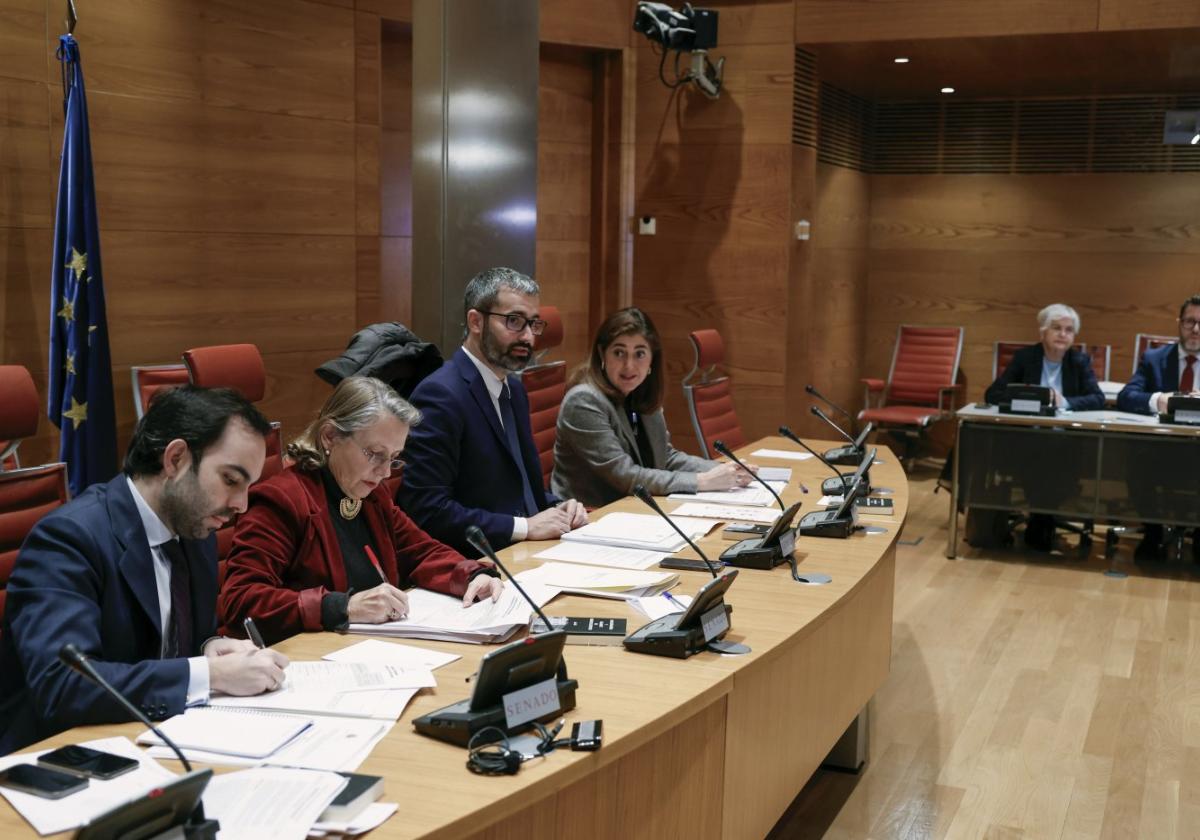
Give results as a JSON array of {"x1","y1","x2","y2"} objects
[
  {"x1": 0, "y1": 386, "x2": 288, "y2": 755},
  {"x1": 400, "y1": 267, "x2": 587, "y2": 556}
]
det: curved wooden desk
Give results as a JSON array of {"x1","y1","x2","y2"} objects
[{"x1": 1, "y1": 437, "x2": 903, "y2": 840}]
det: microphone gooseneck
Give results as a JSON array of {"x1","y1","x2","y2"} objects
[
  {"x1": 804, "y1": 384, "x2": 854, "y2": 421},
  {"x1": 633, "y1": 485, "x2": 720, "y2": 578},
  {"x1": 777, "y1": 425, "x2": 847, "y2": 487},
  {"x1": 713, "y1": 439, "x2": 785, "y2": 512},
  {"x1": 810, "y1": 406, "x2": 856, "y2": 446}
]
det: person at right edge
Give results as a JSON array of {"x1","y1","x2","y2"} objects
[
  {"x1": 1118, "y1": 293, "x2": 1200, "y2": 561},
  {"x1": 982, "y1": 303, "x2": 1104, "y2": 552}
]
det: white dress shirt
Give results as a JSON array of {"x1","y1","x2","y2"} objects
[
  {"x1": 126, "y1": 477, "x2": 210, "y2": 705},
  {"x1": 461, "y1": 345, "x2": 529, "y2": 540},
  {"x1": 1149, "y1": 346, "x2": 1197, "y2": 414}
]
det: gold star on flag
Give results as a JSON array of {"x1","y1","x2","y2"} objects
[
  {"x1": 65, "y1": 248, "x2": 88, "y2": 282},
  {"x1": 65, "y1": 352, "x2": 76, "y2": 376},
  {"x1": 57, "y1": 295, "x2": 75, "y2": 322},
  {"x1": 63, "y1": 397, "x2": 88, "y2": 429}
]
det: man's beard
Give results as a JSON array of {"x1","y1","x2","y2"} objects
[
  {"x1": 481, "y1": 326, "x2": 533, "y2": 372},
  {"x1": 161, "y1": 468, "x2": 230, "y2": 540}
]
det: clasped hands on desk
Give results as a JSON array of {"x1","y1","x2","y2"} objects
[{"x1": 2, "y1": 436, "x2": 905, "y2": 840}]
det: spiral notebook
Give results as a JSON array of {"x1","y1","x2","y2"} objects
[{"x1": 137, "y1": 707, "x2": 314, "y2": 760}]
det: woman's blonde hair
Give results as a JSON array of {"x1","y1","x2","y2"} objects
[{"x1": 287, "y1": 376, "x2": 421, "y2": 471}]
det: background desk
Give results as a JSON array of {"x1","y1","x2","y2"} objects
[
  {"x1": 949, "y1": 406, "x2": 1200, "y2": 558},
  {"x1": 1, "y1": 437, "x2": 905, "y2": 840}
]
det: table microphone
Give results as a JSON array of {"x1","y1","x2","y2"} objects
[
  {"x1": 464, "y1": 525, "x2": 568, "y2": 680},
  {"x1": 59, "y1": 643, "x2": 219, "y2": 840},
  {"x1": 633, "y1": 485, "x2": 720, "y2": 578},
  {"x1": 778, "y1": 425, "x2": 854, "y2": 494},
  {"x1": 712, "y1": 439, "x2": 785, "y2": 511},
  {"x1": 810, "y1": 406, "x2": 857, "y2": 446},
  {"x1": 805, "y1": 384, "x2": 854, "y2": 421}
]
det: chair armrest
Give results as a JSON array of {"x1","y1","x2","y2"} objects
[
  {"x1": 936, "y1": 383, "x2": 965, "y2": 414},
  {"x1": 861, "y1": 378, "x2": 885, "y2": 411},
  {"x1": 861, "y1": 378, "x2": 885, "y2": 392}
]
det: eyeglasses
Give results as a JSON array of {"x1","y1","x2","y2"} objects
[
  {"x1": 1181, "y1": 318, "x2": 1200, "y2": 331},
  {"x1": 361, "y1": 447, "x2": 404, "y2": 472},
  {"x1": 481, "y1": 311, "x2": 547, "y2": 336}
]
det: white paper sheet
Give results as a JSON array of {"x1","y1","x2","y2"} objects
[
  {"x1": 139, "y1": 707, "x2": 313, "y2": 759},
  {"x1": 516, "y1": 563, "x2": 678, "y2": 599},
  {"x1": 754, "y1": 466, "x2": 793, "y2": 482},
  {"x1": 533, "y1": 541, "x2": 669, "y2": 570},
  {"x1": 202, "y1": 767, "x2": 346, "y2": 840},
  {"x1": 668, "y1": 502, "x2": 782, "y2": 524},
  {"x1": 207, "y1": 687, "x2": 418, "y2": 721},
  {"x1": 750, "y1": 448, "x2": 813, "y2": 461},
  {"x1": 322, "y1": 639, "x2": 460, "y2": 670},
  {"x1": 0, "y1": 737, "x2": 174, "y2": 836},
  {"x1": 668, "y1": 481, "x2": 788, "y2": 507},
  {"x1": 561, "y1": 512, "x2": 721, "y2": 552},
  {"x1": 630, "y1": 593, "x2": 693, "y2": 621},
  {"x1": 310, "y1": 801, "x2": 399, "y2": 837},
  {"x1": 346, "y1": 583, "x2": 556, "y2": 644}
]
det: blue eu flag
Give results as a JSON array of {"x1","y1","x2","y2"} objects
[{"x1": 49, "y1": 34, "x2": 117, "y2": 496}]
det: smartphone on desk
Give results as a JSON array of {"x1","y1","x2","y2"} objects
[
  {"x1": 0, "y1": 763, "x2": 89, "y2": 799},
  {"x1": 659, "y1": 556, "x2": 715, "y2": 572},
  {"x1": 39, "y1": 744, "x2": 139, "y2": 780}
]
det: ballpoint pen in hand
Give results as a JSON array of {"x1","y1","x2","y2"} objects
[{"x1": 243, "y1": 616, "x2": 266, "y2": 649}]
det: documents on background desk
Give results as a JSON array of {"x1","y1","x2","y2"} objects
[
  {"x1": 516, "y1": 562, "x2": 679, "y2": 600},
  {"x1": 669, "y1": 501, "x2": 783, "y2": 524},
  {"x1": 750, "y1": 448, "x2": 813, "y2": 461},
  {"x1": 322, "y1": 638, "x2": 461, "y2": 670},
  {"x1": 668, "y1": 481, "x2": 787, "y2": 507},
  {"x1": 0, "y1": 736, "x2": 174, "y2": 836},
  {"x1": 202, "y1": 767, "x2": 348, "y2": 840},
  {"x1": 561, "y1": 511, "x2": 721, "y2": 551},
  {"x1": 534, "y1": 540, "x2": 669, "y2": 570},
  {"x1": 347, "y1": 583, "x2": 556, "y2": 644}
]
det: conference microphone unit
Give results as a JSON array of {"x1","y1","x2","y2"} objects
[
  {"x1": 413, "y1": 527, "x2": 578, "y2": 747},
  {"x1": 810, "y1": 407, "x2": 875, "y2": 467},
  {"x1": 794, "y1": 447, "x2": 877, "y2": 540},
  {"x1": 805, "y1": 384, "x2": 854, "y2": 422},
  {"x1": 626, "y1": 486, "x2": 746, "y2": 658},
  {"x1": 712, "y1": 439, "x2": 785, "y2": 511},
  {"x1": 58, "y1": 644, "x2": 218, "y2": 840},
  {"x1": 778, "y1": 425, "x2": 870, "y2": 496}
]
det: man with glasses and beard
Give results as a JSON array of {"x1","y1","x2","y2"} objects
[
  {"x1": 0, "y1": 386, "x2": 289, "y2": 755},
  {"x1": 399, "y1": 267, "x2": 588, "y2": 556}
]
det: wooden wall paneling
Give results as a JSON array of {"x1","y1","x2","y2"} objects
[
  {"x1": 378, "y1": 236, "x2": 412, "y2": 325},
  {"x1": 256, "y1": 347, "x2": 349, "y2": 447},
  {"x1": 1098, "y1": 0, "x2": 1200, "y2": 30},
  {"x1": 355, "y1": 8, "x2": 382, "y2": 334},
  {"x1": 48, "y1": 92, "x2": 357, "y2": 235},
  {"x1": 0, "y1": 0, "x2": 45, "y2": 84},
  {"x1": 0, "y1": 227, "x2": 54, "y2": 466},
  {"x1": 378, "y1": 21, "x2": 412, "y2": 328},
  {"x1": 355, "y1": 0, "x2": 412, "y2": 22},
  {"x1": 539, "y1": 0, "x2": 632, "y2": 49},
  {"x1": 47, "y1": 0, "x2": 356, "y2": 121},
  {"x1": 356, "y1": 233, "x2": 382, "y2": 327},
  {"x1": 793, "y1": 0, "x2": 1101, "y2": 44},
  {"x1": 702, "y1": 0, "x2": 794, "y2": 46},
  {"x1": 785, "y1": 145, "x2": 817, "y2": 437},
  {"x1": 0, "y1": 77, "x2": 52, "y2": 228}
]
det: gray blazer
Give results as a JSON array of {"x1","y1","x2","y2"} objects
[{"x1": 551, "y1": 382, "x2": 715, "y2": 508}]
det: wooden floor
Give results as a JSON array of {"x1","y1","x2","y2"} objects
[{"x1": 769, "y1": 466, "x2": 1200, "y2": 840}]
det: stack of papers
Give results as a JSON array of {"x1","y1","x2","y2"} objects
[
  {"x1": 310, "y1": 802, "x2": 399, "y2": 837},
  {"x1": 561, "y1": 512, "x2": 721, "y2": 552},
  {"x1": 533, "y1": 541, "x2": 670, "y2": 570},
  {"x1": 668, "y1": 481, "x2": 788, "y2": 507},
  {"x1": 346, "y1": 583, "x2": 556, "y2": 644},
  {"x1": 138, "y1": 707, "x2": 313, "y2": 760},
  {"x1": 322, "y1": 639, "x2": 461, "y2": 670},
  {"x1": 516, "y1": 562, "x2": 679, "y2": 600},
  {"x1": 669, "y1": 502, "x2": 782, "y2": 524},
  {"x1": 203, "y1": 767, "x2": 349, "y2": 840}
]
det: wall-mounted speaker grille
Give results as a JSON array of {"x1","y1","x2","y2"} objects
[{"x1": 792, "y1": 49, "x2": 1200, "y2": 175}]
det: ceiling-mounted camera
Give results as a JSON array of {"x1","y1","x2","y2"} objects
[{"x1": 633, "y1": 2, "x2": 724, "y2": 100}]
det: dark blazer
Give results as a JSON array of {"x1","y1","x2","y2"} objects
[
  {"x1": 1117, "y1": 342, "x2": 1180, "y2": 415},
  {"x1": 551, "y1": 382, "x2": 714, "y2": 508},
  {"x1": 399, "y1": 348, "x2": 558, "y2": 556},
  {"x1": 0, "y1": 475, "x2": 216, "y2": 755},
  {"x1": 218, "y1": 466, "x2": 487, "y2": 644},
  {"x1": 984, "y1": 344, "x2": 1105, "y2": 411}
]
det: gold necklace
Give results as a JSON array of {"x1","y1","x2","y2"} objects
[{"x1": 339, "y1": 497, "x2": 362, "y2": 520}]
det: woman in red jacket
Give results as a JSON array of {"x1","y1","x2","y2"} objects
[{"x1": 219, "y1": 376, "x2": 502, "y2": 644}]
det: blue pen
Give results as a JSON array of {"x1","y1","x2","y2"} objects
[{"x1": 663, "y1": 591, "x2": 686, "y2": 611}]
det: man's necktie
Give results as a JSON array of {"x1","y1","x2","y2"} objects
[
  {"x1": 161, "y1": 539, "x2": 193, "y2": 659},
  {"x1": 1181, "y1": 354, "x2": 1197, "y2": 393},
  {"x1": 498, "y1": 387, "x2": 539, "y2": 517}
]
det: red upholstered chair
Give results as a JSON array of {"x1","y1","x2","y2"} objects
[
  {"x1": 0, "y1": 463, "x2": 70, "y2": 634},
  {"x1": 683, "y1": 329, "x2": 746, "y2": 459},
  {"x1": 130, "y1": 363, "x2": 190, "y2": 420},
  {"x1": 1132, "y1": 333, "x2": 1175, "y2": 375},
  {"x1": 859, "y1": 325, "x2": 964, "y2": 465},
  {"x1": 991, "y1": 341, "x2": 1026, "y2": 381},
  {"x1": 992, "y1": 341, "x2": 1111, "y2": 382},
  {"x1": 0, "y1": 366, "x2": 41, "y2": 471},
  {"x1": 519, "y1": 306, "x2": 566, "y2": 490}
]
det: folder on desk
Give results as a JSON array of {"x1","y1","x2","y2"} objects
[{"x1": 137, "y1": 707, "x2": 313, "y2": 760}]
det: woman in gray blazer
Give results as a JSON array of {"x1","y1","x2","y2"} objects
[{"x1": 551, "y1": 308, "x2": 754, "y2": 508}]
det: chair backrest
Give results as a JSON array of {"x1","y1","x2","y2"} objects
[
  {"x1": 882, "y1": 325, "x2": 964, "y2": 407},
  {"x1": 520, "y1": 306, "x2": 566, "y2": 489},
  {"x1": 0, "y1": 366, "x2": 40, "y2": 470},
  {"x1": 683, "y1": 329, "x2": 745, "y2": 459},
  {"x1": 1133, "y1": 333, "x2": 1175, "y2": 374},
  {"x1": 0, "y1": 463, "x2": 69, "y2": 631},
  {"x1": 993, "y1": 341, "x2": 1112, "y2": 382},
  {"x1": 130, "y1": 364, "x2": 190, "y2": 420}
]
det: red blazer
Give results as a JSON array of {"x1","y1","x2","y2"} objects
[{"x1": 218, "y1": 467, "x2": 487, "y2": 643}]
